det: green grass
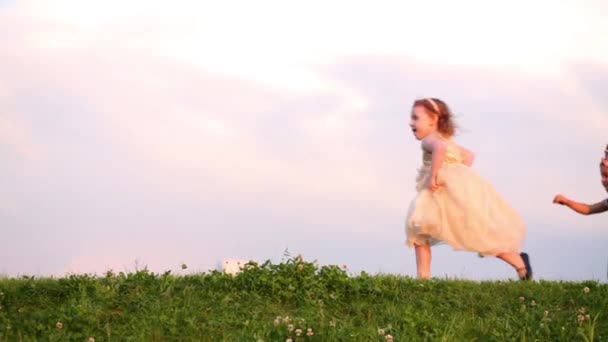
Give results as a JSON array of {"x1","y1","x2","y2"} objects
[{"x1": 0, "y1": 257, "x2": 606, "y2": 341}]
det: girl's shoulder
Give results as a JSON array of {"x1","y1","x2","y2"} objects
[{"x1": 421, "y1": 133, "x2": 452, "y2": 151}]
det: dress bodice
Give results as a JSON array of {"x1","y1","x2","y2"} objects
[{"x1": 422, "y1": 140, "x2": 462, "y2": 166}]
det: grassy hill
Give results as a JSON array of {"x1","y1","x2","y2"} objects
[{"x1": 0, "y1": 258, "x2": 606, "y2": 341}]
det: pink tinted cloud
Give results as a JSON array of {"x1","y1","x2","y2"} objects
[
  {"x1": 2, "y1": 3, "x2": 607, "y2": 279},
  {"x1": 0, "y1": 115, "x2": 41, "y2": 160}
]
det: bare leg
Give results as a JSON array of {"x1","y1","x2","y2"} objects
[
  {"x1": 497, "y1": 252, "x2": 527, "y2": 279},
  {"x1": 415, "y1": 244, "x2": 432, "y2": 279}
]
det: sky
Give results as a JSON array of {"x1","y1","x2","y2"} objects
[{"x1": 1, "y1": 0, "x2": 607, "y2": 281}]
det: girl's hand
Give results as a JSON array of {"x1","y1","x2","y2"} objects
[
  {"x1": 459, "y1": 145, "x2": 475, "y2": 167},
  {"x1": 430, "y1": 175, "x2": 440, "y2": 192},
  {"x1": 423, "y1": 135, "x2": 447, "y2": 192},
  {"x1": 553, "y1": 194, "x2": 568, "y2": 205}
]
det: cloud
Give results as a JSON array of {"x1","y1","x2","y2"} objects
[
  {"x1": 0, "y1": 115, "x2": 40, "y2": 160},
  {"x1": 0, "y1": 33, "x2": 397, "y2": 276},
  {"x1": 1, "y1": 0, "x2": 607, "y2": 279},
  {"x1": 569, "y1": 62, "x2": 608, "y2": 114},
  {"x1": 3, "y1": 41, "x2": 608, "y2": 278}
]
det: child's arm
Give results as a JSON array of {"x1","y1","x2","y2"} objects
[
  {"x1": 422, "y1": 135, "x2": 447, "y2": 192},
  {"x1": 458, "y1": 145, "x2": 475, "y2": 166},
  {"x1": 553, "y1": 194, "x2": 608, "y2": 215},
  {"x1": 601, "y1": 159, "x2": 608, "y2": 192}
]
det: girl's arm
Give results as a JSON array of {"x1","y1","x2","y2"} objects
[
  {"x1": 458, "y1": 145, "x2": 475, "y2": 166},
  {"x1": 553, "y1": 194, "x2": 608, "y2": 215},
  {"x1": 422, "y1": 135, "x2": 447, "y2": 192}
]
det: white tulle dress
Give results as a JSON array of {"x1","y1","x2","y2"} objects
[{"x1": 405, "y1": 138, "x2": 526, "y2": 256}]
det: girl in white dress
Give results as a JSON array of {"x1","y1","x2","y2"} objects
[{"x1": 405, "y1": 98, "x2": 532, "y2": 280}]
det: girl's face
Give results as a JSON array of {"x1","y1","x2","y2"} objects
[{"x1": 409, "y1": 105, "x2": 438, "y2": 140}]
